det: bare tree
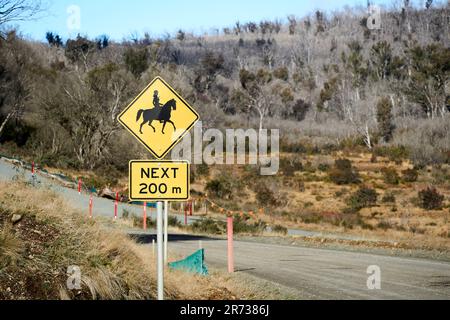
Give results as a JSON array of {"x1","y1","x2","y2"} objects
[{"x1": 0, "y1": 0, "x2": 45, "y2": 28}]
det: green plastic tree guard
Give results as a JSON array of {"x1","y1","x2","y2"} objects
[{"x1": 168, "y1": 249, "x2": 208, "y2": 276}]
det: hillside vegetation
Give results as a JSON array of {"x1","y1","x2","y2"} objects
[{"x1": 0, "y1": 1, "x2": 448, "y2": 171}]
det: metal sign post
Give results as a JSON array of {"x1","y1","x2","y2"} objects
[
  {"x1": 164, "y1": 201, "x2": 169, "y2": 265},
  {"x1": 157, "y1": 202, "x2": 164, "y2": 300}
]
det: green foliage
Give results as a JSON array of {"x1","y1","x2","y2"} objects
[
  {"x1": 376, "y1": 97, "x2": 395, "y2": 143},
  {"x1": 382, "y1": 192, "x2": 396, "y2": 204},
  {"x1": 317, "y1": 77, "x2": 338, "y2": 111},
  {"x1": 46, "y1": 32, "x2": 63, "y2": 47},
  {"x1": 382, "y1": 167, "x2": 400, "y2": 185},
  {"x1": 402, "y1": 168, "x2": 419, "y2": 183},
  {"x1": 280, "y1": 87, "x2": 294, "y2": 104},
  {"x1": 280, "y1": 157, "x2": 303, "y2": 176},
  {"x1": 190, "y1": 218, "x2": 225, "y2": 234},
  {"x1": 373, "y1": 145, "x2": 409, "y2": 164},
  {"x1": 168, "y1": 215, "x2": 182, "y2": 227},
  {"x1": 233, "y1": 216, "x2": 267, "y2": 235},
  {"x1": 256, "y1": 68, "x2": 272, "y2": 84},
  {"x1": 205, "y1": 173, "x2": 238, "y2": 199},
  {"x1": 346, "y1": 187, "x2": 378, "y2": 212},
  {"x1": 329, "y1": 159, "x2": 360, "y2": 185},
  {"x1": 271, "y1": 224, "x2": 288, "y2": 235},
  {"x1": 404, "y1": 44, "x2": 450, "y2": 118},
  {"x1": 254, "y1": 182, "x2": 279, "y2": 207},
  {"x1": 418, "y1": 187, "x2": 444, "y2": 210},
  {"x1": 123, "y1": 47, "x2": 149, "y2": 78},
  {"x1": 122, "y1": 209, "x2": 131, "y2": 219},
  {"x1": 195, "y1": 163, "x2": 210, "y2": 177},
  {"x1": 273, "y1": 67, "x2": 289, "y2": 81},
  {"x1": 65, "y1": 35, "x2": 96, "y2": 63},
  {"x1": 201, "y1": 51, "x2": 224, "y2": 76}
]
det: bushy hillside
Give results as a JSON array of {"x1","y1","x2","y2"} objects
[{"x1": 0, "y1": 1, "x2": 449, "y2": 173}]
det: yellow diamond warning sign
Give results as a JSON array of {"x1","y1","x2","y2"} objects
[
  {"x1": 118, "y1": 77, "x2": 199, "y2": 159},
  {"x1": 129, "y1": 160, "x2": 190, "y2": 201}
]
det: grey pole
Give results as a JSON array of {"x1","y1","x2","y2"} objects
[
  {"x1": 157, "y1": 201, "x2": 164, "y2": 300},
  {"x1": 164, "y1": 201, "x2": 169, "y2": 265}
]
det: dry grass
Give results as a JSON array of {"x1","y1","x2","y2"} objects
[
  {"x1": 195, "y1": 152, "x2": 450, "y2": 252},
  {"x1": 0, "y1": 181, "x2": 281, "y2": 300}
]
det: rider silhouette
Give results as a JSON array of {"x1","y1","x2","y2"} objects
[{"x1": 153, "y1": 90, "x2": 163, "y2": 109}]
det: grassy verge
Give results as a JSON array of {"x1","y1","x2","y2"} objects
[{"x1": 0, "y1": 181, "x2": 284, "y2": 300}]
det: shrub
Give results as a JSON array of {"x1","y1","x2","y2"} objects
[
  {"x1": 168, "y1": 215, "x2": 182, "y2": 227},
  {"x1": 318, "y1": 163, "x2": 330, "y2": 172},
  {"x1": 382, "y1": 167, "x2": 400, "y2": 185},
  {"x1": 329, "y1": 159, "x2": 360, "y2": 185},
  {"x1": 122, "y1": 209, "x2": 131, "y2": 219},
  {"x1": 418, "y1": 187, "x2": 444, "y2": 210},
  {"x1": 346, "y1": 187, "x2": 378, "y2": 212},
  {"x1": 271, "y1": 224, "x2": 288, "y2": 235},
  {"x1": 382, "y1": 192, "x2": 396, "y2": 203},
  {"x1": 373, "y1": 145, "x2": 409, "y2": 164},
  {"x1": 133, "y1": 215, "x2": 156, "y2": 229},
  {"x1": 205, "y1": 173, "x2": 236, "y2": 199},
  {"x1": 123, "y1": 47, "x2": 149, "y2": 78},
  {"x1": 280, "y1": 158, "x2": 303, "y2": 176},
  {"x1": 191, "y1": 218, "x2": 225, "y2": 235},
  {"x1": 196, "y1": 163, "x2": 210, "y2": 177},
  {"x1": 402, "y1": 168, "x2": 419, "y2": 183},
  {"x1": 254, "y1": 183, "x2": 279, "y2": 207},
  {"x1": 273, "y1": 67, "x2": 289, "y2": 81},
  {"x1": 377, "y1": 220, "x2": 392, "y2": 231},
  {"x1": 233, "y1": 216, "x2": 267, "y2": 235}
]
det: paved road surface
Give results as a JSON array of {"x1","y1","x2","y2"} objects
[
  {"x1": 165, "y1": 237, "x2": 450, "y2": 300},
  {"x1": 2, "y1": 157, "x2": 450, "y2": 299}
]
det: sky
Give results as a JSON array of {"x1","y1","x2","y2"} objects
[{"x1": 15, "y1": 0, "x2": 397, "y2": 42}]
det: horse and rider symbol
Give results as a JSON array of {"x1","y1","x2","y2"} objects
[{"x1": 136, "y1": 90, "x2": 177, "y2": 135}]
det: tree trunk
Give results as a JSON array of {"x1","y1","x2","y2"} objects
[{"x1": 0, "y1": 110, "x2": 16, "y2": 139}]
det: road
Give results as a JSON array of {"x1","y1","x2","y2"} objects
[
  {"x1": 165, "y1": 237, "x2": 450, "y2": 300},
  {"x1": 2, "y1": 157, "x2": 450, "y2": 299}
]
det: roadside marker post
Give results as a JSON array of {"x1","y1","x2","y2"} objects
[
  {"x1": 227, "y1": 216, "x2": 234, "y2": 273},
  {"x1": 118, "y1": 77, "x2": 199, "y2": 301},
  {"x1": 114, "y1": 192, "x2": 119, "y2": 220},
  {"x1": 78, "y1": 178, "x2": 82, "y2": 194},
  {"x1": 152, "y1": 239, "x2": 155, "y2": 258},
  {"x1": 89, "y1": 195, "x2": 93, "y2": 219},
  {"x1": 31, "y1": 161, "x2": 35, "y2": 174}
]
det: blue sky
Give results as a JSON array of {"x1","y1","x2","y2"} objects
[{"x1": 16, "y1": 0, "x2": 395, "y2": 42}]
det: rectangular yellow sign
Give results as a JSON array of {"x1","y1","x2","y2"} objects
[{"x1": 129, "y1": 160, "x2": 190, "y2": 201}]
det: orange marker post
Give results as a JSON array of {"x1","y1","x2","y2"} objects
[
  {"x1": 114, "y1": 192, "x2": 119, "y2": 220},
  {"x1": 143, "y1": 202, "x2": 147, "y2": 231},
  {"x1": 89, "y1": 195, "x2": 93, "y2": 219},
  {"x1": 227, "y1": 216, "x2": 234, "y2": 273}
]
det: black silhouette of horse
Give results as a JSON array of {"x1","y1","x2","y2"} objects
[{"x1": 136, "y1": 99, "x2": 177, "y2": 134}]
